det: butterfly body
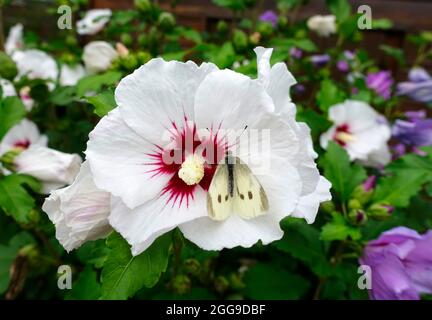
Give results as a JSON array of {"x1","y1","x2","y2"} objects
[{"x1": 207, "y1": 154, "x2": 269, "y2": 221}]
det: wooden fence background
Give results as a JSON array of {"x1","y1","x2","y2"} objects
[{"x1": 4, "y1": 0, "x2": 432, "y2": 75}]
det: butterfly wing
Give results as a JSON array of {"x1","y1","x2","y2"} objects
[
  {"x1": 207, "y1": 163, "x2": 233, "y2": 221},
  {"x1": 232, "y1": 158, "x2": 269, "y2": 220}
]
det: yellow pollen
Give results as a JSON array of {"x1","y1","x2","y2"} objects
[
  {"x1": 178, "y1": 154, "x2": 205, "y2": 186},
  {"x1": 335, "y1": 132, "x2": 356, "y2": 143}
]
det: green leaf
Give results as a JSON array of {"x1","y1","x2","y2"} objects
[
  {"x1": 316, "y1": 79, "x2": 346, "y2": 112},
  {"x1": 321, "y1": 212, "x2": 361, "y2": 241},
  {"x1": 327, "y1": 0, "x2": 351, "y2": 23},
  {"x1": 76, "y1": 239, "x2": 109, "y2": 269},
  {"x1": 87, "y1": 90, "x2": 116, "y2": 117},
  {"x1": 76, "y1": 71, "x2": 122, "y2": 97},
  {"x1": 373, "y1": 19, "x2": 393, "y2": 30},
  {"x1": 100, "y1": 232, "x2": 172, "y2": 300},
  {"x1": 0, "y1": 97, "x2": 26, "y2": 141},
  {"x1": 65, "y1": 266, "x2": 101, "y2": 300},
  {"x1": 243, "y1": 263, "x2": 310, "y2": 299},
  {"x1": 373, "y1": 152, "x2": 432, "y2": 208},
  {"x1": 50, "y1": 86, "x2": 76, "y2": 106},
  {"x1": 374, "y1": 170, "x2": 430, "y2": 208},
  {"x1": 273, "y1": 219, "x2": 332, "y2": 276},
  {"x1": 0, "y1": 175, "x2": 41, "y2": 223},
  {"x1": 321, "y1": 142, "x2": 367, "y2": 201},
  {"x1": 380, "y1": 45, "x2": 405, "y2": 66}
]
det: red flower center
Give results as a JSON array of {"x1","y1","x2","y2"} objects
[
  {"x1": 13, "y1": 139, "x2": 31, "y2": 150},
  {"x1": 146, "y1": 121, "x2": 227, "y2": 208},
  {"x1": 333, "y1": 124, "x2": 351, "y2": 146}
]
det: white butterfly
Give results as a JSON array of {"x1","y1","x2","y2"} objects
[{"x1": 207, "y1": 153, "x2": 269, "y2": 221}]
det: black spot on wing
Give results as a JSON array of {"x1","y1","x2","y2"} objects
[
  {"x1": 248, "y1": 191, "x2": 253, "y2": 200},
  {"x1": 217, "y1": 195, "x2": 222, "y2": 203}
]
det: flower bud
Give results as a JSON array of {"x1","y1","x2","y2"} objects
[
  {"x1": 278, "y1": 16, "x2": 288, "y2": 29},
  {"x1": 0, "y1": 148, "x2": 22, "y2": 172},
  {"x1": 0, "y1": 52, "x2": 18, "y2": 80},
  {"x1": 348, "y1": 209, "x2": 367, "y2": 225},
  {"x1": 249, "y1": 32, "x2": 261, "y2": 46},
  {"x1": 171, "y1": 274, "x2": 191, "y2": 295},
  {"x1": 120, "y1": 33, "x2": 133, "y2": 47},
  {"x1": 136, "y1": 51, "x2": 151, "y2": 65},
  {"x1": 257, "y1": 22, "x2": 274, "y2": 38},
  {"x1": 138, "y1": 34, "x2": 148, "y2": 47},
  {"x1": 348, "y1": 198, "x2": 362, "y2": 210},
  {"x1": 134, "y1": 0, "x2": 152, "y2": 13},
  {"x1": 214, "y1": 275, "x2": 229, "y2": 294},
  {"x1": 184, "y1": 258, "x2": 200, "y2": 276},
  {"x1": 320, "y1": 200, "x2": 335, "y2": 214},
  {"x1": 352, "y1": 175, "x2": 376, "y2": 205},
  {"x1": 368, "y1": 203, "x2": 394, "y2": 220},
  {"x1": 216, "y1": 20, "x2": 229, "y2": 35},
  {"x1": 158, "y1": 12, "x2": 176, "y2": 32},
  {"x1": 232, "y1": 29, "x2": 248, "y2": 53},
  {"x1": 229, "y1": 273, "x2": 245, "y2": 290}
]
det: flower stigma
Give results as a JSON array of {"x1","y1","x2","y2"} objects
[{"x1": 178, "y1": 154, "x2": 205, "y2": 186}]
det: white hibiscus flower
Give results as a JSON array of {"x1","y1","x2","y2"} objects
[
  {"x1": 0, "y1": 119, "x2": 82, "y2": 193},
  {"x1": 43, "y1": 161, "x2": 111, "y2": 252},
  {"x1": 14, "y1": 146, "x2": 82, "y2": 193},
  {"x1": 85, "y1": 47, "x2": 330, "y2": 255},
  {"x1": 0, "y1": 78, "x2": 17, "y2": 98},
  {"x1": 60, "y1": 64, "x2": 86, "y2": 86},
  {"x1": 82, "y1": 41, "x2": 118, "y2": 74},
  {"x1": 307, "y1": 15, "x2": 337, "y2": 37},
  {"x1": 320, "y1": 100, "x2": 391, "y2": 167},
  {"x1": 19, "y1": 86, "x2": 35, "y2": 112},
  {"x1": 0, "y1": 119, "x2": 47, "y2": 156},
  {"x1": 255, "y1": 47, "x2": 332, "y2": 224},
  {"x1": 5, "y1": 23, "x2": 24, "y2": 55},
  {"x1": 12, "y1": 50, "x2": 58, "y2": 89},
  {"x1": 77, "y1": 9, "x2": 112, "y2": 35}
]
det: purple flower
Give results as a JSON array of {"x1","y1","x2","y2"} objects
[
  {"x1": 397, "y1": 68, "x2": 432, "y2": 104},
  {"x1": 344, "y1": 50, "x2": 355, "y2": 60},
  {"x1": 366, "y1": 71, "x2": 394, "y2": 100},
  {"x1": 363, "y1": 175, "x2": 376, "y2": 192},
  {"x1": 290, "y1": 47, "x2": 302, "y2": 59},
  {"x1": 360, "y1": 227, "x2": 432, "y2": 300},
  {"x1": 337, "y1": 60, "x2": 349, "y2": 72},
  {"x1": 393, "y1": 111, "x2": 432, "y2": 147},
  {"x1": 310, "y1": 54, "x2": 330, "y2": 67},
  {"x1": 259, "y1": 10, "x2": 278, "y2": 27},
  {"x1": 294, "y1": 83, "x2": 305, "y2": 94}
]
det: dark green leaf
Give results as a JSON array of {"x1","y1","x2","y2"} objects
[
  {"x1": 100, "y1": 232, "x2": 172, "y2": 300},
  {"x1": 87, "y1": 90, "x2": 116, "y2": 117},
  {"x1": 0, "y1": 175, "x2": 41, "y2": 223},
  {"x1": 321, "y1": 142, "x2": 367, "y2": 201},
  {"x1": 243, "y1": 263, "x2": 310, "y2": 299},
  {"x1": 0, "y1": 97, "x2": 26, "y2": 141}
]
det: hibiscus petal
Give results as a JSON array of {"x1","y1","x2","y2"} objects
[
  {"x1": 291, "y1": 176, "x2": 332, "y2": 224},
  {"x1": 109, "y1": 188, "x2": 207, "y2": 256},
  {"x1": 194, "y1": 69, "x2": 274, "y2": 132},
  {"x1": 86, "y1": 108, "x2": 173, "y2": 209},
  {"x1": 116, "y1": 58, "x2": 218, "y2": 144}
]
